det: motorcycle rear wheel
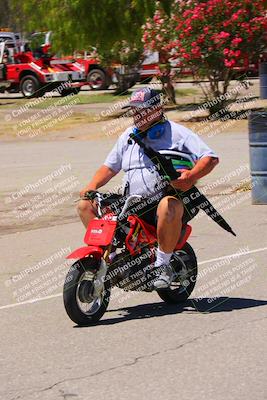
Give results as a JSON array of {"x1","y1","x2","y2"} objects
[
  {"x1": 63, "y1": 259, "x2": 110, "y2": 326},
  {"x1": 157, "y1": 243, "x2": 197, "y2": 304}
]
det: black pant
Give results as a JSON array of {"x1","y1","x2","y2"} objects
[{"x1": 101, "y1": 189, "x2": 199, "y2": 227}]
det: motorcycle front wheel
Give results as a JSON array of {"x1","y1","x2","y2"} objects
[
  {"x1": 63, "y1": 259, "x2": 111, "y2": 326},
  {"x1": 157, "y1": 243, "x2": 197, "y2": 304}
]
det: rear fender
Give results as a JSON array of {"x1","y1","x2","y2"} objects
[{"x1": 175, "y1": 224, "x2": 192, "y2": 250}]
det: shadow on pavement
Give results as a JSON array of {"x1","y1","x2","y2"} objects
[
  {"x1": 74, "y1": 297, "x2": 267, "y2": 327},
  {"x1": 0, "y1": 96, "x2": 23, "y2": 100},
  {"x1": 187, "y1": 297, "x2": 267, "y2": 313}
]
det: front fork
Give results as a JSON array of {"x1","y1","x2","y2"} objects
[{"x1": 92, "y1": 245, "x2": 111, "y2": 297}]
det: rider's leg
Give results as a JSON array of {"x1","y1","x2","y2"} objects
[
  {"x1": 77, "y1": 200, "x2": 97, "y2": 229},
  {"x1": 153, "y1": 196, "x2": 184, "y2": 288},
  {"x1": 156, "y1": 196, "x2": 184, "y2": 252}
]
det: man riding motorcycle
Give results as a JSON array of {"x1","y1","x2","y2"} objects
[{"x1": 78, "y1": 87, "x2": 219, "y2": 289}]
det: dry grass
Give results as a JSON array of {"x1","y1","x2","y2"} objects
[{"x1": 233, "y1": 180, "x2": 252, "y2": 192}]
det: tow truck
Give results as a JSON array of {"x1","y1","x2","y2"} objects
[
  {"x1": 0, "y1": 29, "x2": 86, "y2": 98},
  {"x1": 139, "y1": 51, "x2": 260, "y2": 82},
  {"x1": 72, "y1": 50, "x2": 113, "y2": 90},
  {"x1": 73, "y1": 50, "x2": 139, "y2": 92},
  {"x1": 0, "y1": 42, "x2": 11, "y2": 91}
]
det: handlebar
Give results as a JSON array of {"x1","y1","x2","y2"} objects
[
  {"x1": 81, "y1": 190, "x2": 100, "y2": 201},
  {"x1": 79, "y1": 190, "x2": 103, "y2": 217},
  {"x1": 78, "y1": 191, "x2": 143, "y2": 220}
]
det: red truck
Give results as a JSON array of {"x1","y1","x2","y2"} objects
[
  {"x1": 73, "y1": 51, "x2": 139, "y2": 91},
  {"x1": 139, "y1": 51, "x2": 260, "y2": 81},
  {"x1": 72, "y1": 50, "x2": 113, "y2": 90},
  {"x1": 0, "y1": 42, "x2": 10, "y2": 92},
  {"x1": 0, "y1": 30, "x2": 86, "y2": 98}
]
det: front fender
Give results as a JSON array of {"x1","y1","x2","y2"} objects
[{"x1": 66, "y1": 246, "x2": 104, "y2": 260}]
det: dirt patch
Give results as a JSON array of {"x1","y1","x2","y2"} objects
[{"x1": 0, "y1": 191, "x2": 80, "y2": 237}]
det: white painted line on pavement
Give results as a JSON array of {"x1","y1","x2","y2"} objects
[
  {"x1": 198, "y1": 246, "x2": 267, "y2": 265},
  {"x1": 1, "y1": 246, "x2": 267, "y2": 311},
  {"x1": 0, "y1": 293, "x2": 61, "y2": 310}
]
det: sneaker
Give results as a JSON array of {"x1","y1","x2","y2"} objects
[{"x1": 153, "y1": 264, "x2": 174, "y2": 289}]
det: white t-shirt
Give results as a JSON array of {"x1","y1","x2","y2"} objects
[{"x1": 104, "y1": 120, "x2": 218, "y2": 196}]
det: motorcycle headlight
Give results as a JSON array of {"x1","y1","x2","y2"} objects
[{"x1": 45, "y1": 74, "x2": 54, "y2": 82}]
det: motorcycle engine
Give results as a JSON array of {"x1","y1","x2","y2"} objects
[{"x1": 108, "y1": 246, "x2": 157, "y2": 292}]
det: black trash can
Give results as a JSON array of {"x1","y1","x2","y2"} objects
[{"x1": 248, "y1": 111, "x2": 267, "y2": 204}]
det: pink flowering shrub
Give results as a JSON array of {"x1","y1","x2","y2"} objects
[
  {"x1": 170, "y1": 0, "x2": 267, "y2": 73},
  {"x1": 142, "y1": 0, "x2": 267, "y2": 115}
]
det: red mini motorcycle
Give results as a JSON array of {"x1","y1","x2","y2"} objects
[{"x1": 63, "y1": 191, "x2": 198, "y2": 326}]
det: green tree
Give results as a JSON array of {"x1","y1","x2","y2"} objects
[
  {"x1": 11, "y1": 0, "x2": 172, "y2": 53},
  {"x1": 142, "y1": 4, "x2": 176, "y2": 103},
  {"x1": 9, "y1": 0, "x2": 172, "y2": 93},
  {"x1": 0, "y1": 0, "x2": 24, "y2": 30}
]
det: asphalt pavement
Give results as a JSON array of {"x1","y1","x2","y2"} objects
[{"x1": 0, "y1": 126, "x2": 266, "y2": 400}]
